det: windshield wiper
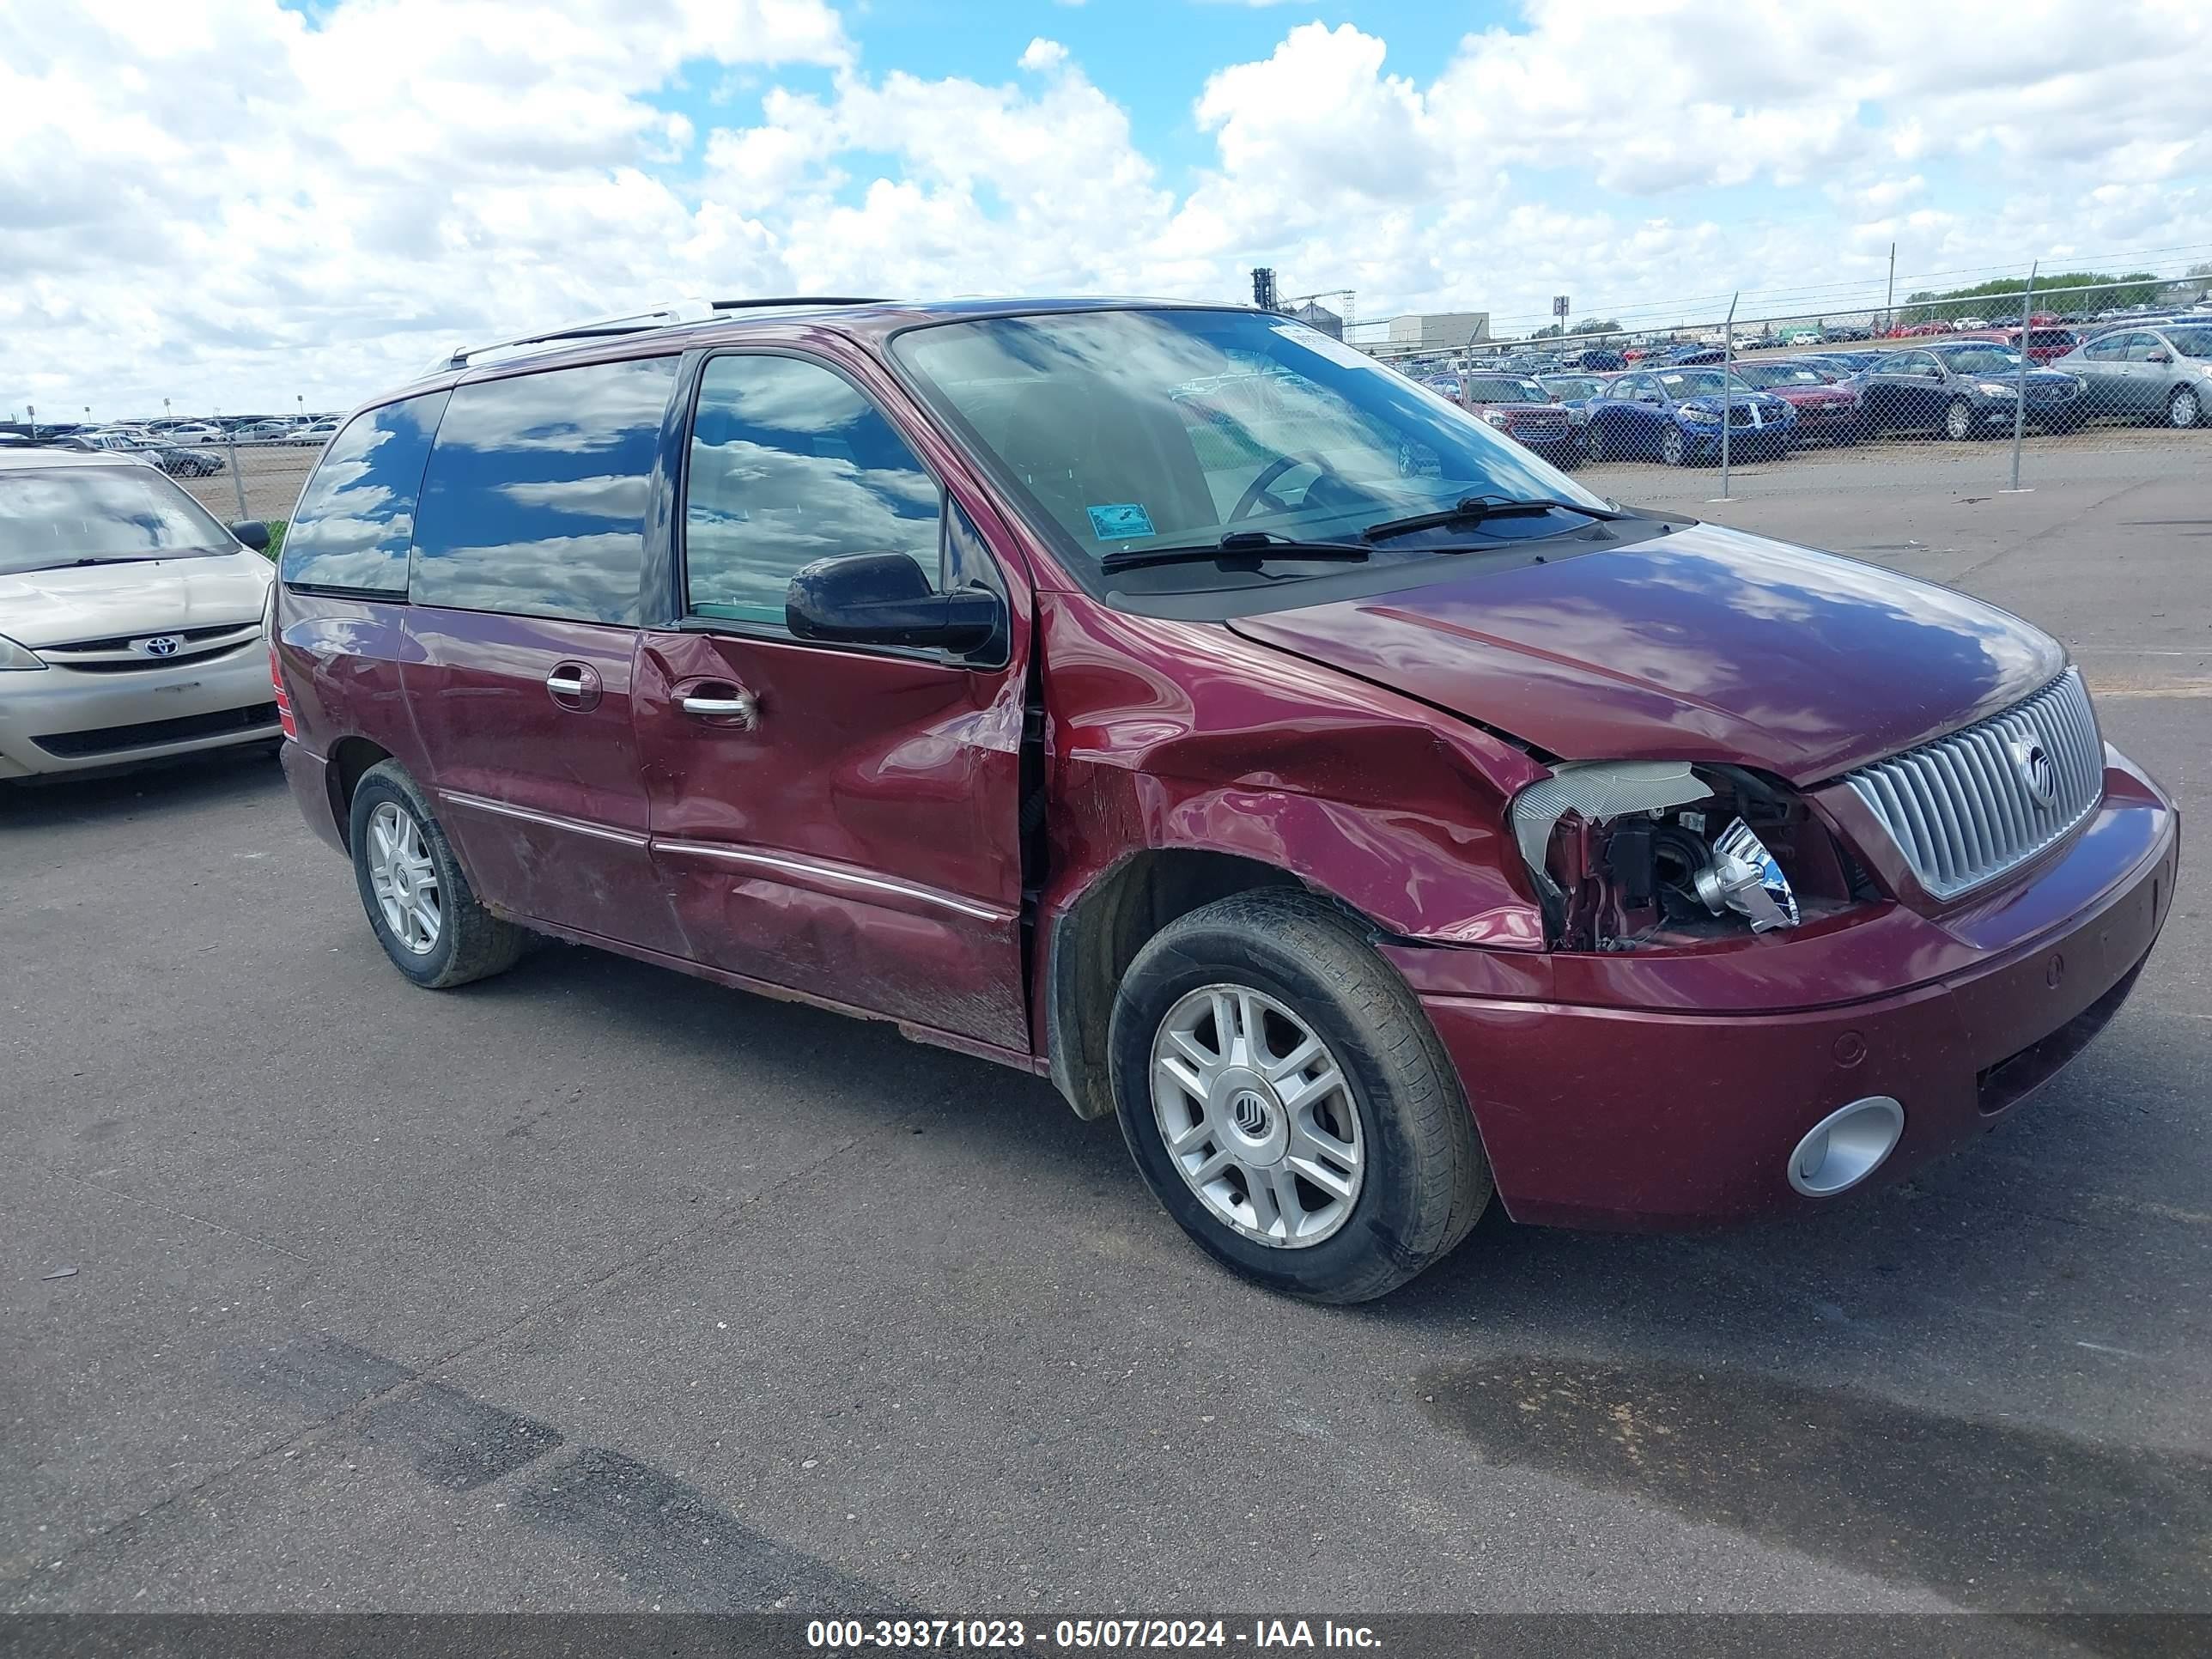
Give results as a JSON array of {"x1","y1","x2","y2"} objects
[
  {"x1": 1358, "y1": 495, "x2": 1631, "y2": 544},
  {"x1": 1099, "y1": 530, "x2": 1372, "y2": 575}
]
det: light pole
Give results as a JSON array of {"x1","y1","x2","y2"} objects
[{"x1": 164, "y1": 398, "x2": 172, "y2": 420}]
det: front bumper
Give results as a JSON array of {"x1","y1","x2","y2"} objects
[
  {"x1": 1395, "y1": 749, "x2": 2178, "y2": 1230},
  {"x1": 0, "y1": 647, "x2": 278, "y2": 780}
]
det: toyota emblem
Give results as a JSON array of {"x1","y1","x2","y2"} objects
[
  {"x1": 140, "y1": 635, "x2": 182, "y2": 658},
  {"x1": 2008, "y1": 737, "x2": 2057, "y2": 809}
]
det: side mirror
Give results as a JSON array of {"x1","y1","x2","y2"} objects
[
  {"x1": 787, "y1": 551, "x2": 1003, "y2": 656},
  {"x1": 230, "y1": 520, "x2": 270, "y2": 551},
  {"x1": 2147, "y1": 349, "x2": 2172, "y2": 364}
]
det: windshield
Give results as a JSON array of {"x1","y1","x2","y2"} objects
[
  {"x1": 1540, "y1": 376, "x2": 1607, "y2": 399},
  {"x1": 0, "y1": 466, "x2": 234, "y2": 574},
  {"x1": 2163, "y1": 327, "x2": 2212, "y2": 359},
  {"x1": 1934, "y1": 346, "x2": 2025, "y2": 374},
  {"x1": 1464, "y1": 377, "x2": 1547, "y2": 403},
  {"x1": 1736, "y1": 363, "x2": 1828, "y2": 388},
  {"x1": 1654, "y1": 370, "x2": 1756, "y2": 398},
  {"x1": 892, "y1": 309, "x2": 1605, "y2": 582}
]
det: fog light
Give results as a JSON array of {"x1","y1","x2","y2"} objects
[{"x1": 1788, "y1": 1097, "x2": 1905, "y2": 1197}]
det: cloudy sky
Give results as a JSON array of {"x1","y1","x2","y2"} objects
[{"x1": 5, "y1": 0, "x2": 2209, "y2": 418}]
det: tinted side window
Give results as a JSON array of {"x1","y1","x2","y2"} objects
[
  {"x1": 282, "y1": 392, "x2": 447, "y2": 594},
  {"x1": 684, "y1": 355, "x2": 942, "y2": 627},
  {"x1": 410, "y1": 357, "x2": 677, "y2": 625}
]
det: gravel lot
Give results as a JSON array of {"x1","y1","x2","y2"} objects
[{"x1": 4, "y1": 447, "x2": 2207, "y2": 1620}]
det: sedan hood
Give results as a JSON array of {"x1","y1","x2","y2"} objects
[
  {"x1": 0, "y1": 551, "x2": 272, "y2": 648},
  {"x1": 1227, "y1": 521, "x2": 2063, "y2": 783}
]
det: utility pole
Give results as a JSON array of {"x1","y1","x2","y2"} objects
[
  {"x1": 1713, "y1": 292, "x2": 1739, "y2": 504},
  {"x1": 1885, "y1": 242, "x2": 1896, "y2": 333}
]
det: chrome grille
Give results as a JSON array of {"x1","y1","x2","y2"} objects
[{"x1": 1843, "y1": 668, "x2": 2102, "y2": 899}]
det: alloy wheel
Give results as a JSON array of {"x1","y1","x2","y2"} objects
[
  {"x1": 1944, "y1": 399, "x2": 1974, "y2": 441},
  {"x1": 2171, "y1": 387, "x2": 2203, "y2": 429},
  {"x1": 1149, "y1": 983, "x2": 1365, "y2": 1249},
  {"x1": 366, "y1": 800, "x2": 441, "y2": 955}
]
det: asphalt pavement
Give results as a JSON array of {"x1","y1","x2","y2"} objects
[{"x1": 3, "y1": 448, "x2": 2207, "y2": 1620}]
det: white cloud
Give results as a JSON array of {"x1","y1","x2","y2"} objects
[{"x1": 3, "y1": 0, "x2": 2211, "y2": 416}]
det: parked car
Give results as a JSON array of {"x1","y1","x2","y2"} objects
[
  {"x1": 270, "y1": 297, "x2": 2174, "y2": 1302},
  {"x1": 1553, "y1": 347, "x2": 1626, "y2": 373},
  {"x1": 161, "y1": 422, "x2": 224, "y2": 446},
  {"x1": 0, "y1": 452, "x2": 276, "y2": 781},
  {"x1": 1796, "y1": 349, "x2": 1886, "y2": 375},
  {"x1": 2054, "y1": 321, "x2": 2212, "y2": 428},
  {"x1": 2000, "y1": 326, "x2": 2082, "y2": 365},
  {"x1": 1822, "y1": 325, "x2": 1875, "y2": 343},
  {"x1": 1847, "y1": 342, "x2": 2086, "y2": 440},
  {"x1": 1447, "y1": 373, "x2": 1587, "y2": 467},
  {"x1": 1585, "y1": 366, "x2": 1798, "y2": 463},
  {"x1": 1661, "y1": 344, "x2": 1727, "y2": 366},
  {"x1": 294, "y1": 418, "x2": 341, "y2": 445},
  {"x1": 1730, "y1": 360, "x2": 1862, "y2": 444},
  {"x1": 232, "y1": 420, "x2": 296, "y2": 445},
  {"x1": 1776, "y1": 327, "x2": 1825, "y2": 347},
  {"x1": 1536, "y1": 374, "x2": 1615, "y2": 459}
]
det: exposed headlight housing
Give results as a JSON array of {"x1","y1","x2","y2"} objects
[
  {"x1": 0, "y1": 633, "x2": 48, "y2": 672},
  {"x1": 1509, "y1": 760, "x2": 1845, "y2": 951}
]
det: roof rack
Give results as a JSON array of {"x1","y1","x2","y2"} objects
[{"x1": 438, "y1": 296, "x2": 892, "y2": 370}]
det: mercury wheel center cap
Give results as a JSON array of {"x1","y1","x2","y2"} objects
[{"x1": 1212, "y1": 1068, "x2": 1288, "y2": 1162}]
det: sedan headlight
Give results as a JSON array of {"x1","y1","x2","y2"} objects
[
  {"x1": 1678, "y1": 405, "x2": 1721, "y2": 423},
  {"x1": 0, "y1": 633, "x2": 48, "y2": 672},
  {"x1": 1481, "y1": 410, "x2": 1511, "y2": 428},
  {"x1": 1977, "y1": 381, "x2": 2018, "y2": 397}
]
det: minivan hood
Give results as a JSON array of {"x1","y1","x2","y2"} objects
[
  {"x1": 1226, "y1": 521, "x2": 2063, "y2": 783},
  {"x1": 0, "y1": 551, "x2": 272, "y2": 648}
]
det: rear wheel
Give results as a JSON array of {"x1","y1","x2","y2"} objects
[
  {"x1": 349, "y1": 761, "x2": 527, "y2": 988},
  {"x1": 1109, "y1": 890, "x2": 1492, "y2": 1303}
]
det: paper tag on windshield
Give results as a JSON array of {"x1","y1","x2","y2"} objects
[{"x1": 1086, "y1": 502, "x2": 1155, "y2": 539}]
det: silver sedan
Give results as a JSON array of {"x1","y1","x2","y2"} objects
[{"x1": 2052, "y1": 320, "x2": 2212, "y2": 428}]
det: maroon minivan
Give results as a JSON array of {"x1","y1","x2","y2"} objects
[{"x1": 272, "y1": 298, "x2": 2178, "y2": 1301}]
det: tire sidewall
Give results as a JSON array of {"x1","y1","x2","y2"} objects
[
  {"x1": 349, "y1": 769, "x2": 461, "y2": 988},
  {"x1": 1109, "y1": 915, "x2": 1454, "y2": 1299}
]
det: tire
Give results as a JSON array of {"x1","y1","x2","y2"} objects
[
  {"x1": 349, "y1": 760, "x2": 528, "y2": 989},
  {"x1": 1659, "y1": 424, "x2": 1687, "y2": 466},
  {"x1": 1942, "y1": 398, "x2": 1976, "y2": 441},
  {"x1": 1109, "y1": 889, "x2": 1492, "y2": 1304},
  {"x1": 2168, "y1": 386, "x2": 2203, "y2": 429}
]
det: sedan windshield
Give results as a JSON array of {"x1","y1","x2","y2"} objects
[
  {"x1": 1934, "y1": 346, "x2": 2025, "y2": 374},
  {"x1": 1464, "y1": 377, "x2": 1547, "y2": 404},
  {"x1": 1655, "y1": 370, "x2": 1757, "y2": 398},
  {"x1": 891, "y1": 308, "x2": 1606, "y2": 581},
  {"x1": 1736, "y1": 364, "x2": 1829, "y2": 388},
  {"x1": 0, "y1": 467, "x2": 234, "y2": 574}
]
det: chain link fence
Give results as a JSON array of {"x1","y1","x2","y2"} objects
[{"x1": 1358, "y1": 269, "x2": 2212, "y2": 497}]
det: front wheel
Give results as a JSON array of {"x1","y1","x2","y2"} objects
[
  {"x1": 2168, "y1": 386, "x2": 2203, "y2": 429},
  {"x1": 1942, "y1": 398, "x2": 1976, "y2": 441},
  {"x1": 1659, "y1": 424, "x2": 1688, "y2": 465},
  {"x1": 1109, "y1": 890, "x2": 1492, "y2": 1303},
  {"x1": 349, "y1": 760, "x2": 528, "y2": 988}
]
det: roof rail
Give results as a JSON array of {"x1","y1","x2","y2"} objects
[{"x1": 437, "y1": 296, "x2": 894, "y2": 371}]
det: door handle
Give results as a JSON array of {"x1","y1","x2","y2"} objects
[
  {"x1": 681, "y1": 689, "x2": 759, "y2": 728},
  {"x1": 545, "y1": 662, "x2": 603, "y2": 710},
  {"x1": 546, "y1": 672, "x2": 587, "y2": 695}
]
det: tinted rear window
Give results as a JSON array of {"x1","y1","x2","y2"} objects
[
  {"x1": 282, "y1": 392, "x2": 447, "y2": 594},
  {"x1": 410, "y1": 357, "x2": 677, "y2": 625}
]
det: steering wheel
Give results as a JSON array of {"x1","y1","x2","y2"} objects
[{"x1": 1229, "y1": 455, "x2": 1316, "y2": 523}]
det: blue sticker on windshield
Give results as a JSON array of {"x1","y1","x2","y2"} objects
[{"x1": 1087, "y1": 502, "x2": 1155, "y2": 540}]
